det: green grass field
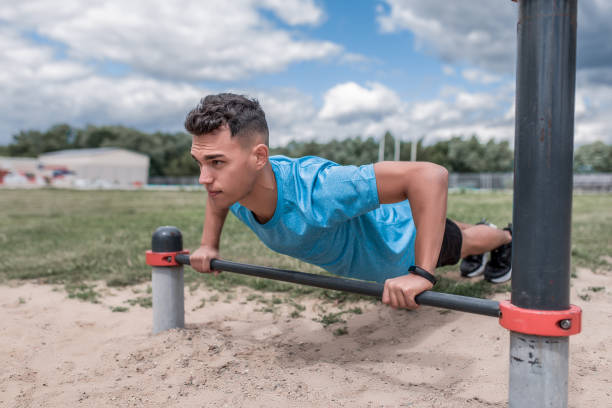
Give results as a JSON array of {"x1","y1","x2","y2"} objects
[{"x1": 1, "y1": 189, "x2": 610, "y2": 302}]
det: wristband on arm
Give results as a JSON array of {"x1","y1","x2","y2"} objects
[{"x1": 408, "y1": 265, "x2": 437, "y2": 286}]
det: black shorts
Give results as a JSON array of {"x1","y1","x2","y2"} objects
[{"x1": 436, "y1": 219, "x2": 463, "y2": 267}]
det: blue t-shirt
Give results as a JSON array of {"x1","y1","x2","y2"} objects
[{"x1": 230, "y1": 155, "x2": 417, "y2": 283}]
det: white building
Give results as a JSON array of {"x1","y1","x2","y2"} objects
[
  {"x1": 38, "y1": 148, "x2": 150, "y2": 187},
  {"x1": 0, "y1": 157, "x2": 39, "y2": 173},
  {"x1": 0, "y1": 156, "x2": 43, "y2": 186}
]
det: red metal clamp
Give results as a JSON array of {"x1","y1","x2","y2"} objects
[
  {"x1": 146, "y1": 250, "x2": 190, "y2": 267},
  {"x1": 499, "y1": 300, "x2": 582, "y2": 336}
]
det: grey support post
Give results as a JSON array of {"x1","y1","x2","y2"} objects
[
  {"x1": 149, "y1": 226, "x2": 185, "y2": 334},
  {"x1": 511, "y1": 0, "x2": 577, "y2": 407}
]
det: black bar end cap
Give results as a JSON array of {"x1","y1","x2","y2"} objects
[{"x1": 152, "y1": 226, "x2": 183, "y2": 252}]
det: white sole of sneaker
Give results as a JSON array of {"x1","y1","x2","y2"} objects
[
  {"x1": 465, "y1": 252, "x2": 489, "y2": 277},
  {"x1": 488, "y1": 267, "x2": 512, "y2": 283}
]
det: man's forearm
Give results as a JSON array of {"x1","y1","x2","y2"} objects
[
  {"x1": 409, "y1": 168, "x2": 448, "y2": 273},
  {"x1": 201, "y1": 196, "x2": 229, "y2": 248},
  {"x1": 372, "y1": 161, "x2": 449, "y2": 273},
  {"x1": 375, "y1": 161, "x2": 448, "y2": 309}
]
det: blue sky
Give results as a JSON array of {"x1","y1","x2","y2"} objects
[{"x1": 1, "y1": 0, "x2": 610, "y2": 147}]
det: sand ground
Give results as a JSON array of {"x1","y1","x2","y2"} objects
[{"x1": 1, "y1": 267, "x2": 610, "y2": 408}]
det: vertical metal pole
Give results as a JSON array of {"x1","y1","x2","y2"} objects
[
  {"x1": 151, "y1": 226, "x2": 185, "y2": 334},
  {"x1": 510, "y1": 0, "x2": 577, "y2": 407},
  {"x1": 411, "y1": 133, "x2": 417, "y2": 162}
]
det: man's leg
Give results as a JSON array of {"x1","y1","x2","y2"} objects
[
  {"x1": 449, "y1": 219, "x2": 513, "y2": 283},
  {"x1": 452, "y1": 220, "x2": 474, "y2": 231},
  {"x1": 453, "y1": 220, "x2": 512, "y2": 259}
]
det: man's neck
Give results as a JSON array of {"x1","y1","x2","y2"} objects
[{"x1": 239, "y1": 161, "x2": 277, "y2": 224}]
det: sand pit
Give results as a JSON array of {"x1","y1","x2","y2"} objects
[{"x1": 1, "y1": 268, "x2": 610, "y2": 407}]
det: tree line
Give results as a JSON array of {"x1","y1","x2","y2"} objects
[{"x1": 1, "y1": 124, "x2": 610, "y2": 176}]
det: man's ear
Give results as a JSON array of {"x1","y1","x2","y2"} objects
[{"x1": 252, "y1": 143, "x2": 269, "y2": 169}]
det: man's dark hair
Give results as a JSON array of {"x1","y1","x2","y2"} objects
[{"x1": 184, "y1": 93, "x2": 269, "y2": 146}]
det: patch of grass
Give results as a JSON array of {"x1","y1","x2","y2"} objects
[
  {"x1": 318, "y1": 290, "x2": 370, "y2": 305},
  {"x1": 286, "y1": 298, "x2": 305, "y2": 312},
  {"x1": 192, "y1": 298, "x2": 206, "y2": 310},
  {"x1": 1, "y1": 190, "x2": 609, "y2": 305},
  {"x1": 493, "y1": 283, "x2": 512, "y2": 294},
  {"x1": 348, "y1": 307, "x2": 362, "y2": 315},
  {"x1": 313, "y1": 307, "x2": 363, "y2": 328},
  {"x1": 433, "y1": 276, "x2": 497, "y2": 298},
  {"x1": 314, "y1": 312, "x2": 346, "y2": 327},
  {"x1": 333, "y1": 326, "x2": 349, "y2": 336},
  {"x1": 126, "y1": 296, "x2": 152, "y2": 308},
  {"x1": 251, "y1": 295, "x2": 286, "y2": 314},
  {"x1": 66, "y1": 283, "x2": 100, "y2": 303},
  {"x1": 570, "y1": 194, "x2": 612, "y2": 272},
  {"x1": 256, "y1": 306, "x2": 276, "y2": 313},
  {"x1": 110, "y1": 306, "x2": 129, "y2": 312},
  {"x1": 588, "y1": 286, "x2": 605, "y2": 293},
  {"x1": 18, "y1": 297, "x2": 26, "y2": 304},
  {"x1": 246, "y1": 293, "x2": 262, "y2": 302},
  {"x1": 188, "y1": 282, "x2": 200, "y2": 294},
  {"x1": 578, "y1": 293, "x2": 591, "y2": 301}
]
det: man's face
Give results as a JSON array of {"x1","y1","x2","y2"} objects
[{"x1": 191, "y1": 126, "x2": 258, "y2": 207}]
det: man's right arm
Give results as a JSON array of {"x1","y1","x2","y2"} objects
[{"x1": 190, "y1": 195, "x2": 229, "y2": 274}]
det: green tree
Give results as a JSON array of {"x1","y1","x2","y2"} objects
[
  {"x1": 574, "y1": 141, "x2": 612, "y2": 173},
  {"x1": 7, "y1": 124, "x2": 76, "y2": 157},
  {"x1": 418, "y1": 135, "x2": 513, "y2": 173}
]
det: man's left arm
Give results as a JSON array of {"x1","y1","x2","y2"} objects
[{"x1": 373, "y1": 161, "x2": 448, "y2": 310}]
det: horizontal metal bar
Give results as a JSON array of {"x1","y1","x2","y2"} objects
[{"x1": 174, "y1": 254, "x2": 500, "y2": 318}]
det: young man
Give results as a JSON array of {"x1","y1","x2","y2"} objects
[{"x1": 185, "y1": 93, "x2": 512, "y2": 310}]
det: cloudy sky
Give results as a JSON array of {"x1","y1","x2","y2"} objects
[{"x1": 1, "y1": 0, "x2": 610, "y2": 147}]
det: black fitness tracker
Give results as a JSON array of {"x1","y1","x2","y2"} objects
[{"x1": 408, "y1": 265, "x2": 437, "y2": 286}]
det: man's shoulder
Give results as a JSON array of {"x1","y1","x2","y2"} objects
[
  {"x1": 270, "y1": 155, "x2": 375, "y2": 184},
  {"x1": 269, "y1": 155, "x2": 339, "y2": 184},
  {"x1": 270, "y1": 155, "x2": 336, "y2": 168}
]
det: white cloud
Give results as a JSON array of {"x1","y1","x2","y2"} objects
[
  {"x1": 411, "y1": 100, "x2": 447, "y2": 122},
  {"x1": 572, "y1": 74, "x2": 612, "y2": 145},
  {"x1": 246, "y1": 79, "x2": 607, "y2": 148},
  {"x1": 0, "y1": 1, "x2": 609, "y2": 148},
  {"x1": 377, "y1": 0, "x2": 517, "y2": 72},
  {"x1": 406, "y1": 86, "x2": 513, "y2": 142},
  {"x1": 319, "y1": 82, "x2": 403, "y2": 121},
  {"x1": 0, "y1": 30, "x2": 205, "y2": 142},
  {"x1": 0, "y1": 28, "x2": 92, "y2": 85},
  {"x1": 0, "y1": 0, "x2": 341, "y2": 81},
  {"x1": 259, "y1": 0, "x2": 324, "y2": 25},
  {"x1": 377, "y1": 0, "x2": 612, "y2": 79},
  {"x1": 0, "y1": 0, "x2": 345, "y2": 143},
  {"x1": 442, "y1": 65, "x2": 455, "y2": 76},
  {"x1": 260, "y1": 82, "x2": 517, "y2": 147},
  {"x1": 376, "y1": 0, "x2": 612, "y2": 145},
  {"x1": 462, "y1": 69, "x2": 501, "y2": 85},
  {"x1": 455, "y1": 92, "x2": 497, "y2": 111},
  {"x1": 339, "y1": 52, "x2": 372, "y2": 65}
]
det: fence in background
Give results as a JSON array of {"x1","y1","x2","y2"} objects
[
  {"x1": 150, "y1": 173, "x2": 612, "y2": 192},
  {"x1": 573, "y1": 174, "x2": 612, "y2": 192},
  {"x1": 449, "y1": 173, "x2": 514, "y2": 190}
]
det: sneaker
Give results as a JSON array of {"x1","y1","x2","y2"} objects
[
  {"x1": 460, "y1": 219, "x2": 491, "y2": 278},
  {"x1": 484, "y1": 224, "x2": 512, "y2": 283}
]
